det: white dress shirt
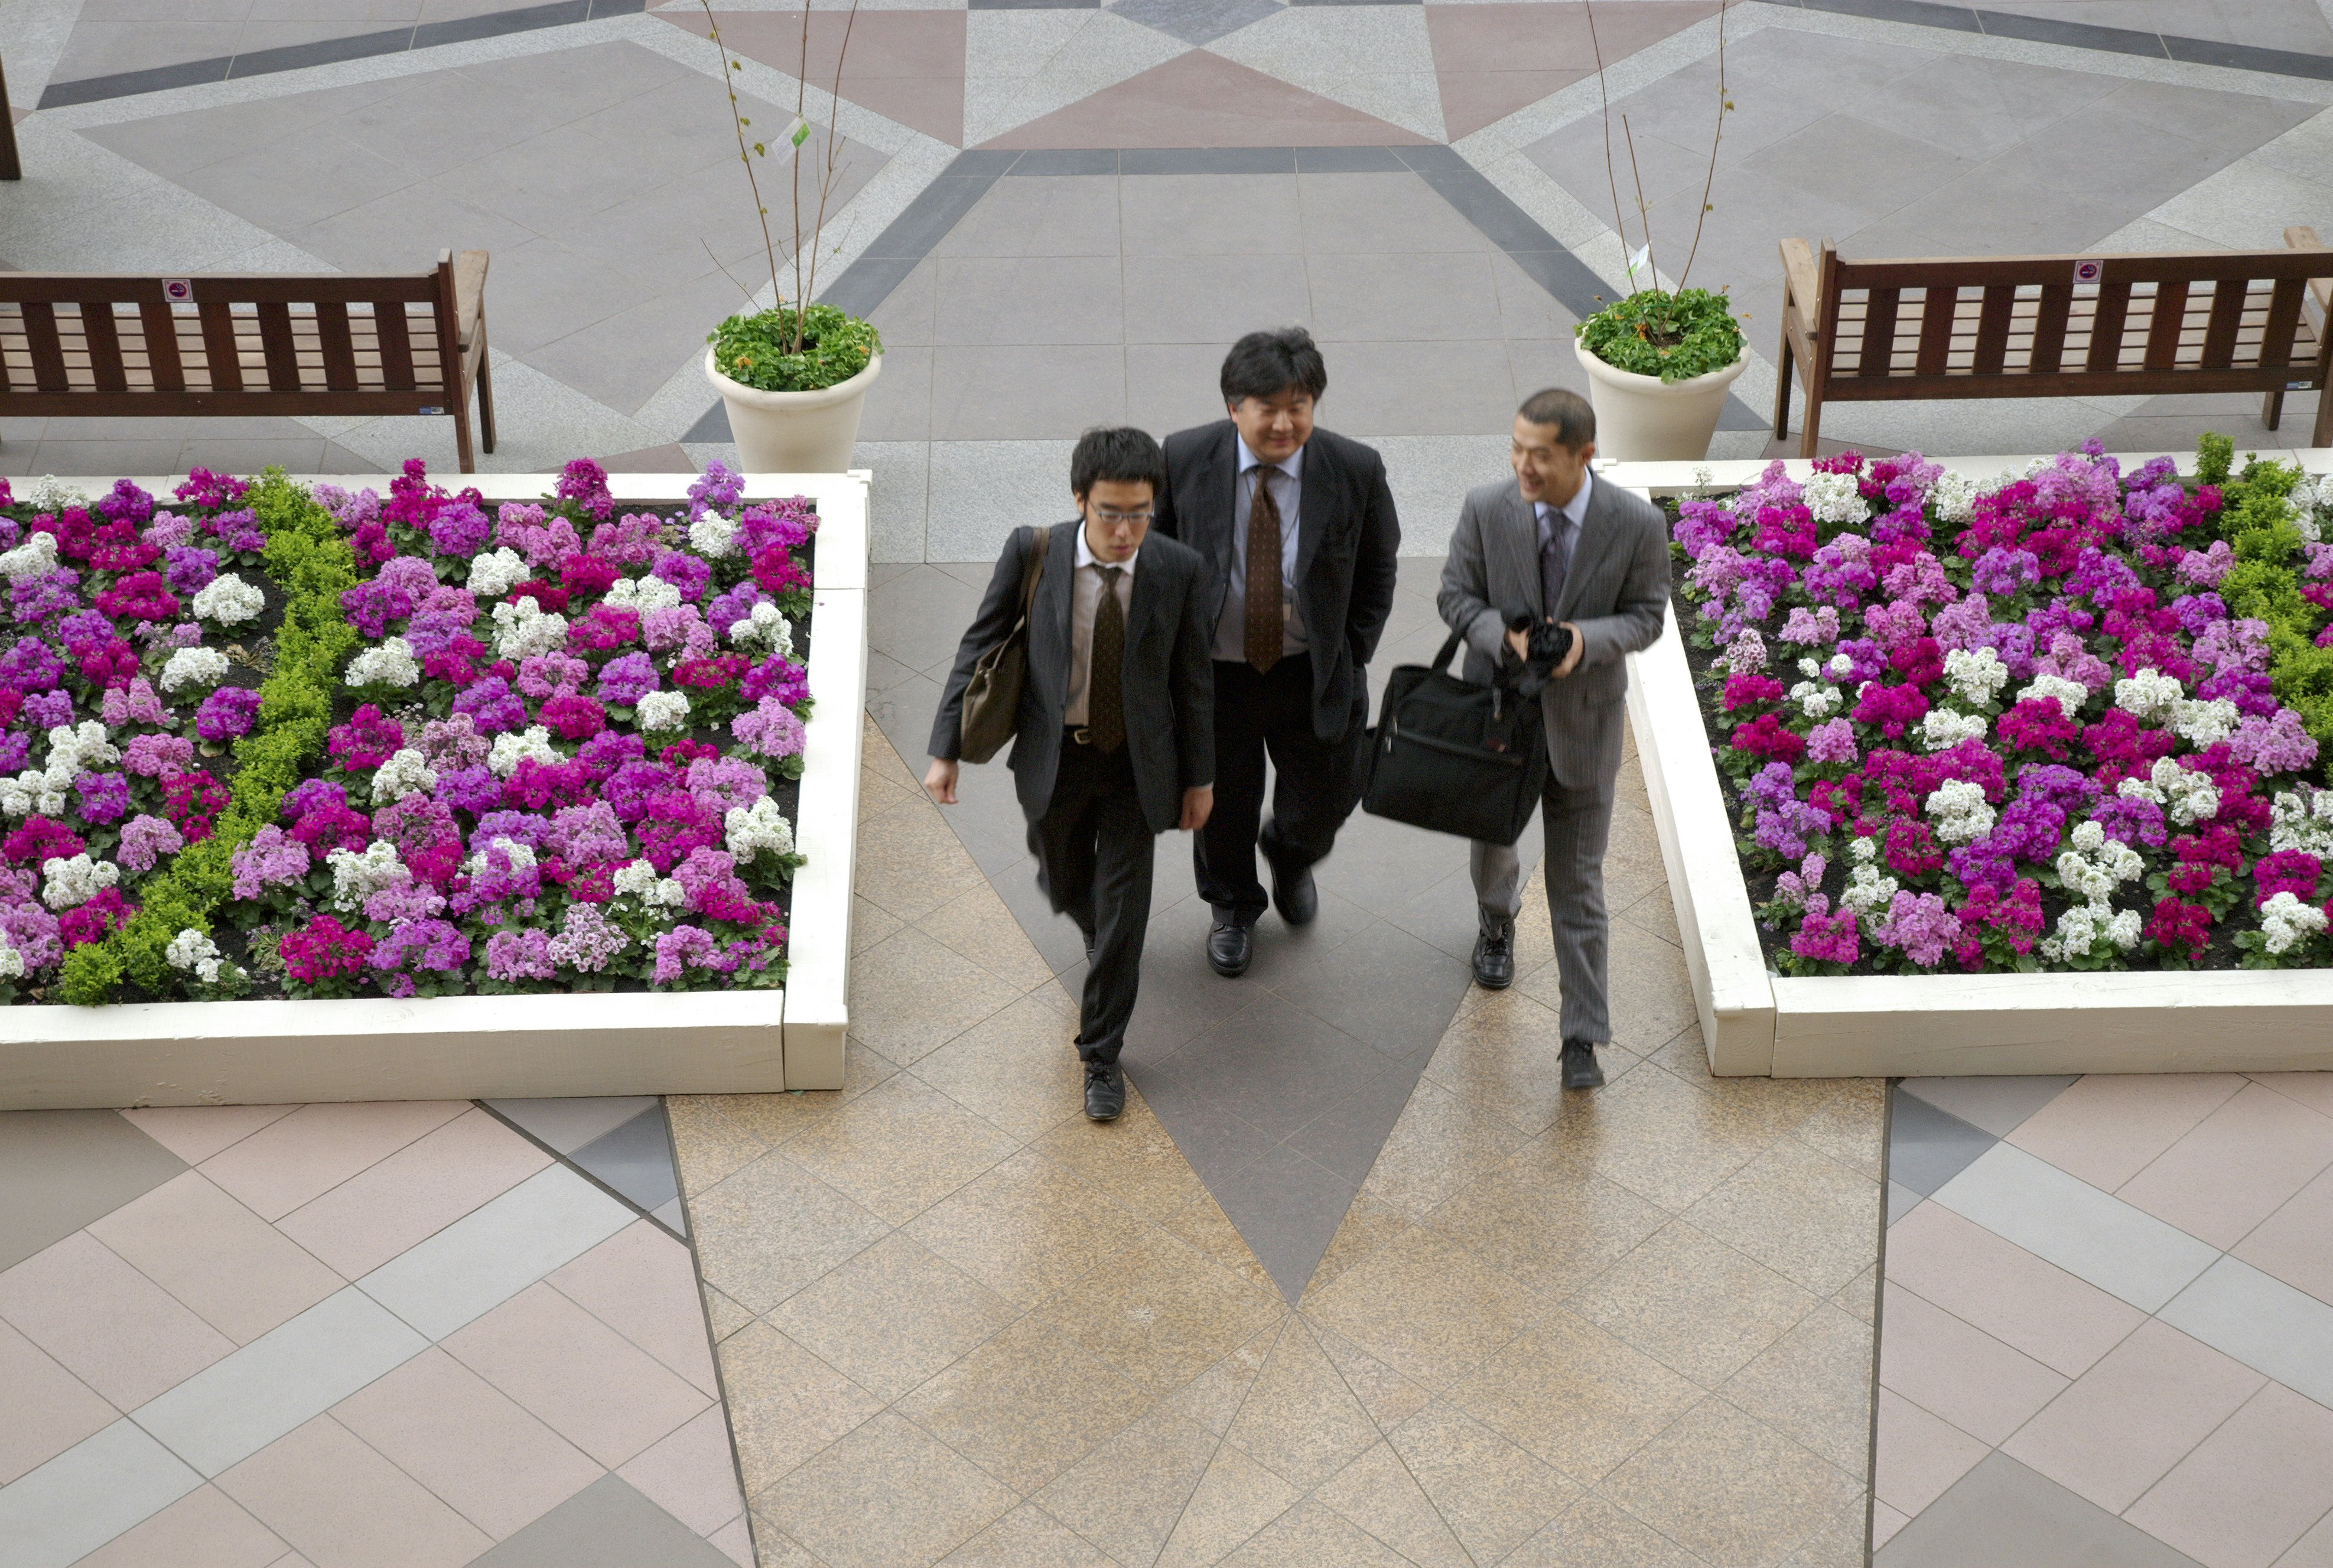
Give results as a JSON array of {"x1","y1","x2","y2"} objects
[
  {"x1": 1534, "y1": 469, "x2": 1593, "y2": 614},
  {"x1": 1211, "y1": 436, "x2": 1309, "y2": 663},
  {"x1": 1064, "y1": 523, "x2": 1138, "y2": 727}
]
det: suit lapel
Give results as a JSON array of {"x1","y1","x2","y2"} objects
[
  {"x1": 1294, "y1": 435, "x2": 1329, "y2": 590},
  {"x1": 1555, "y1": 479, "x2": 1615, "y2": 622},
  {"x1": 1496, "y1": 482, "x2": 1543, "y2": 620},
  {"x1": 1122, "y1": 542, "x2": 1159, "y2": 659},
  {"x1": 1205, "y1": 424, "x2": 1239, "y2": 592},
  {"x1": 1031, "y1": 521, "x2": 1078, "y2": 707}
]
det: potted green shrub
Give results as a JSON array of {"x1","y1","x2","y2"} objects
[
  {"x1": 697, "y1": 1, "x2": 883, "y2": 473},
  {"x1": 1569, "y1": 0, "x2": 1748, "y2": 461}
]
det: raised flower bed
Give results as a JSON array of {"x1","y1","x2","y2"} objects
[
  {"x1": 0, "y1": 462, "x2": 868, "y2": 1108},
  {"x1": 1613, "y1": 441, "x2": 2333, "y2": 1078}
]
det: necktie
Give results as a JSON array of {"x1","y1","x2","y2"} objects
[
  {"x1": 1540, "y1": 508, "x2": 1571, "y2": 623},
  {"x1": 1088, "y1": 565, "x2": 1126, "y2": 753},
  {"x1": 1246, "y1": 469, "x2": 1283, "y2": 674}
]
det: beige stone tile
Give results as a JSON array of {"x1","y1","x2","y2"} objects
[
  {"x1": 704, "y1": 1284, "x2": 756, "y2": 1342},
  {"x1": 1882, "y1": 1201, "x2": 2145, "y2": 1378},
  {"x1": 1387, "y1": 1401, "x2": 1580, "y2": 1565},
  {"x1": 1685, "y1": 1136, "x2": 1880, "y2": 1298},
  {"x1": 619, "y1": 1404, "x2": 751, "y2": 1537},
  {"x1": 1033, "y1": 1406, "x2": 1219, "y2": 1568},
  {"x1": 1833, "y1": 1263, "x2": 1876, "y2": 1326},
  {"x1": 2124, "y1": 1384, "x2": 2333, "y2": 1568},
  {"x1": 1159, "y1": 1323, "x2": 1280, "y2": 1438},
  {"x1": 847, "y1": 926, "x2": 1023, "y2": 1064},
  {"x1": 1421, "y1": 987, "x2": 1577, "y2": 1139},
  {"x1": 916, "y1": 996, "x2": 1088, "y2": 1143},
  {"x1": 118, "y1": 1104, "x2": 295, "y2": 1166},
  {"x1": 919, "y1": 880, "x2": 1058, "y2": 994},
  {"x1": 1648, "y1": 1032, "x2": 1854, "y2": 1139},
  {"x1": 862, "y1": 715, "x2": 917, "y2": 785},
  {"x1": 196, "y1": 1101, "x2": 468, "y2": 1222},
  {"x1": 548, "y1": 1221, "x2": 720, "y2": 1395},
  {"x1": 759, "y1": 1411, "x2": 1016, "y2": 1568},
  {"x1": 1520, "y1": 1062, "x2": 1776, "y2": 1214},
  {"x1": 1219, "y1": 1499, "x2": 1413, "y2": 1567},
  {"x1": 2117, "y1": 1081, "x2": 2333, "y2": 1250},
  {"x1": 1310, "y1": 1323, "x2": 1431, "y2": 1435},
  {"x1": 1776, "y1": 1494, "x2": 1872, "y2": 1568},
  {"x1": 782, "y1": 1075, "x2": 1021, "y2": 1227},
  {"x1": 1358, "y1": 1076, "x2": 1533, "y2": 1221},
  {"x1": 1164, "y1": 1193, "x2": 1280, "y2": 1302},
  {"x1": 1313, "y1": 1441, "x2": 1469, "y2": 1568},
  {"x1": 1615, "y1": 880, "x2": 1681, "y2": 945},
  {"x1": 1601, "y1": 806, "x2": 1671, "y2": 922},
  {"x1": 1224, "y1": 1316, "x2": 1379, "y2": 1489},
  {"x1": 1787, "y1": 1079, "x2": 1888, "y2": 1181},
  {"x1": 1296, "y1": 1197, "x2": 1415, "y2": 1307},
  {"x1": 1524, "y1": 916, "x2": 1694, "y2": 1053},
  {"x1": 767, "y1": 1231, "x2": 1017, "y2": 1403},
  {"x1": 71, "y1": 1484, "x2": 287, "y2": 1568},
  {"x1": 687, "y1": 1150, "x2": 891, "y2": 1312},
  {"x1": 906, "y1": 1148, "x2": 1151, "y2": 1310},
  {"x1": 1720, "y1": 1305, "x2": 1875, "y2": 1475},
  {"x1": 0, "y1": 1231, "x2": 235, "y2": 1408},
  {"x1": 1303, "y1": 1226, "x2": 1545, "y2": 1392},
  {"x1": 854, "y1": 796, "x2": 991, "y2": 923},
  {"x1": 1872, "y1": 1387, "x2": 1988, "y2": 1518},
  {"x1": 699, "y1": 1092, "x2": 831, "y2": 1151},
  {"x1": 1571, "y1": 1219, "x2": 1819, "y2": 1389},
  {"x1": 853, "y1": 893, "x2": 906, "y2": 955},
  {"x1": 895, "y1": 1313, "x2": 1151, "y2": 1492},
  {"x1": 1423, "y1": 1157, "x2": 1668, "y2": 1302},
  {"x1": 715, "y1": 1319, "x2": 886, "y2": 1499},
  {"x1": 271, "y1": 1108, "x2": 548, "y2": 1280},
  {"x1": 746, "y1": 1510, "x2": 830, "y2": 1566},
  {"x1": 1036, "y1": 1089, "x2": 1212, "y2": 1226},
  {"x1": 1602, "y1": 1397, "x2": 1863, "y2": 1568},
  {"x1": 1034, "y1": 1227, "x2": 1283, "y2": 1397},
  {"x1": 0, "y1": 1317, "x2": 115, "y2": 1487},
  {"x1": 1157, "y1": 1442, "x2": 1301, "y2": 1568},
  {"x1": 1879, "y1": 1284, "x2": 2067, "y2": 1445},
  {"x1": 1449, "y1": 1307, "x2": 1702, "y2": 1484},
  {"x1": 860, "y1": 765, "x2": 915, "y2": 821},
  {"x1": 1506, "y1": 1491, "x2": 1705, "y2": 1567},
  {"x1": 217, "y1": 1415, "x2": 491, "y2": 1568},
  {"x1": 2003, "y1": 1072, "x2": 2247, "y2": 1192},
  {"x1": 85, "y1": 1171, "x2": 343, "y2": 1346},
  {"x1": 938, "y1": 1503, "x2": 1115, "y2": 1567},
  {"x1": 667, "y1": 1095, "x2": 773, "y2": 1196}
]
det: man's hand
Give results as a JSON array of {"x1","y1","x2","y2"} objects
[
  {"x1": 923, "y1": 757, "x2": 959, "y2": 804},
  {"x1": 1552, "y1": 621, "x2": 1586, "y2": 678},
  {"x1": 1180, "y1": 785, "x2": 1213, "y2": 832},
  {"x1": 1505, "y1": 626, "x2": 1531, "y2": 663}
]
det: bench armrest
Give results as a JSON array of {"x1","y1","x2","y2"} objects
[
  {"x1": 2292, "y1": 226, "x2": 2331, "y2": 319},
  {"x1": 1780, "y1": 238, "x2": 1821, "y2": 337},
  {"x1": 453, "y1": 249, "x2": 490, "y2": 348}
]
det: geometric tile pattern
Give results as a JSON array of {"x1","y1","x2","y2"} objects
[{"x1": 1877, "y1": 1072, "x2": 2333, "y2": 1563}]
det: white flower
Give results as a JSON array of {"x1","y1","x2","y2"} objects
[
  {"x1": 611, "y1": 858, "x2": 686, "y2": 907},
  {"x1": 726, "y1": 600, "x2": 795, "y2": 659},
  {"x1": 2015, "y1": 673, "x2": 2091, "y2": 717},
  {"x1": 1797, "y1": 656, "x2": 1821, "y2": 679},
  {"x1": 191, "y1": 572, "x2": 264, "y2": 626},
  {"x1": 24, "y1": 477, "x2": 87, "y2": 512},
  {"x1": 1841, "y1": 838, "x2": 1897, "y2": 915},
  {"x1": 1925, "y1": 779, "x2": 1996, "y2": 845},
  {"x1": 44, "y1": 721, "x2": 118, "y2": 777},
  {"x1": 161, "y1": 646, "x2": 230, "y2": 694},
  {"x1": 2071, "y1": 819, "x2": 2106, "y2": 854},
  {"x1": 346, "y1": 636, "x2": 421, "y2": 688},
  {"x1": 1919, "y1": 710, "x2": 1987, "y2": 752},
  {"x1": 369, "y1": 747, "x2": 438, "y2": 806},
  {"x1": 0, "y1": 531, "x2": 60, "y2": 583},
  {"x1": 1849, "y1": 835, "x2": 1876, "y2": 864},
  {"x1": 2118, "y1": 756, "x2": 2220, "y2": 827},
  {"x1": 41, "y1": 853, "x2": 120, "y2": 910},
  {"x1": 2057, "y1": 831, "x2": 2143, "y2": 905},
  {"x1": 2170, "y1": 697, "x2": 2240, "y2": 749},
  {"x1": 463, "y1": 837, "x2": 538, "y2": 880},
  {"x1": 489, "y1": 597, "x2": 568, "y2": 661},
  {"x1": 1943, "y1": 647, "x2": 2009, "y2": 708},
  {"x1": 2113, "y1": 667, "x2": 2184, "y2": 727},
  {"x1": 487, "y1": 725, "x2": 560, "y2": 778},
  {"x1": 725, "y1": 797, "x2": 796, "y2": 863},
  {"x1": 606, "y1": 575, "x2": 682, "y2": 614},
  {"x1": 635, "y1": 691, "x2": 692, "y2": 732},
  {"x1": 1827, "y1": 653, "x2": 1854, "y2": 679},
  {"x1": 1802, "y1": 471, "x2": 1866, "y2": 527},
  {"x1": 466, "y1": 548, "x2": 531, "y2": 597},
  {"x1": 1722, "y1": 630, "x2": 1767, "y2": 675},
  {"x1": 2262, "y1": 890, "x2": 2329, "y2": 955},
  {"x1": 1932, "y1": 470, "x2": 1980, "y2": 525},
  {"x1": 1789, "y1": 680, "x2": 1840, "y2": 720},
  {"x1": 326, "y1": 840, "x2": 408, "y2": 911},
  {"x1": 1, "y1": 769, "x2": 65, "y2": 819},
  {"x1": 0, "y1": 936, "x2": 22, "y2": 980},
  {"x1": 2270, "y1": 787, "x2": 2333, "y2": 854},
  {"x1": 689, "y1": 515, "x2": 738, "y2": 559},
  {"x1": 164, "y1": 928, "x2": 225, "y2": 984}
]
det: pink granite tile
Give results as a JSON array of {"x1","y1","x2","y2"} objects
[
  {"x1": 2251, "y1": 1074, "x2": 2333, "y2": 1120},
  {"x1": 548, "y1": 1221, "x2": 720, "y2": 1397},
  {"x1": 0, "y1": 1316, "x2": 116, "y2": 1485},
  {"x1": 331, "y1": 1347, "x2": 600, "y2": 1541},
  {"x1": 1879, "y1": 1284, "x2": 2068, "y2": 1445},
  {"x1": 275, "y1": 1108, "x2": 549, "y2": 1279},
  {"x1": 73, "y1": 1484, "x2": 288, "y2": 1568},
  {"x1": 2003, "y1": 1073, "x2": 2244, "y2": 1192},
  {"x1": 219, "y1": 1414, "x2": 492, "y2": 1568},
  {"x1": 0, "y1": 1231, "x2": 235, "y2": 1408},
  {"x1": 984, "y1": 53, "x2": 1430, "y2": 149},
  {"x1": 2126, "y1": 1385, "x2": 2333, "y2": 1568},
  {"x1": 1884, "y1": 1202, "x2": 2146, "y2": 1378},
  {"x1": 617, "y1": 1405, "x2": 747, "y2": 1536},
  {"x1": 2119, "y1": 1084, "x2": 2333, "y2": 1250},
  {"x1": 1874, "y1": 1387, "x2": 1989, "y2": 1518},
  {"x1": 2278, "y1": 1510, "x2": 2333, "y2": 1566},
  {"x1": 1872, "y1": 1500, "x2": 1911, "y2": 1549},
  {"x1": 199, "y1": 1102, "x2": 470, "y2": 1222},
  {"x1": 708, "y1": 1515, "x2": 755, "y2": 1566},
  {"x1": 444, "y1": 1283, "x2": 712, "y2": 1468},
  {"x1": 2234, "y1": 1166, "x2": 2333, "y2": 1307},
  {"x1": 89, "y1": 1172, "x2": 343, "y2": 1345},
  {"x1": 120, "y1": 1105, "x2": 300, "y2": 1166},
  {"x1": 2001, "y1": 1319, "x2": 2263, "y2": 1515}
]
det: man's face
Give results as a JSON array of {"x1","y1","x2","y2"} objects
[
  {"x1": 1228, "y1": 389, "x2": 1315, "y2": 464},
  {"x1": 1512, "y1": 414, "x2": 1593, "y2": 506},
  {"x1": 1077, "y1": 478, "x2": 1154, "y2": 563}
]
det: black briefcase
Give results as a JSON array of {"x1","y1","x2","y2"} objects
[{"x1": 1361, "y1": 632, "x2": 1547, "y2": 847}]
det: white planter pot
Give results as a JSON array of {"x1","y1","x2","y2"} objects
[
  {"x1": 1573, "y1": 337, "x2": 1748, "y2": 463},
  {"x1": 705, "y1": 348, "x2": 882, "y2": 474}
]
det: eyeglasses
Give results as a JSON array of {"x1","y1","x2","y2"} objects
[{"x1": 1092, "y1": 508, "x2": 1154, "y2": 525}]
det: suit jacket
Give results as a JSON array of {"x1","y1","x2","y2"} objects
[
  {"x1": 930, "y1": 522, "x2": 1215, "y2": 835},
  {"x1": 1436, "y1": 475, "x2": 1671, "y2": 791},
  {"x1": 1153, "y1": 421, "x2": 1401, "y2": 743}
]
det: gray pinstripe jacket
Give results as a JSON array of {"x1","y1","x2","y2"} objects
[{"x1": 1436, "y1": 475, "x2": 1671, "y2": 790}]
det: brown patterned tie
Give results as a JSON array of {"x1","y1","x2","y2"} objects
[
  {"x1": 1088, "y1": 565, "x2": 1125, "y2": 753},
  {"x1": 1245, "y1": 469, "x2": 1283, "y2": 674}
]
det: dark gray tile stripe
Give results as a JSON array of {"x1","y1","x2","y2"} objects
[
  {"x1": 1793, "y1": 0, "x2": 2333, "y2": 76},
  {"x1": 475, "y1": 1098, "x2": 687, "y2": 1240},
  {"x1": 35, "y1": 0, "x2": 645, "y2": 109}
]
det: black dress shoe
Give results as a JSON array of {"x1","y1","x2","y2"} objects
[
  {"x1": 1082, "y1": 928, "x2": 1097, "y2": 964},
  {"x1": 1561, "y1": 1036, "x2": 1606, "y2": 1090},
  {"x1": 1472, "y1": 922, "x2": 1514, "y2": 990},
  {"x1": 1083, "y1": 1061, "x2": 1125, "y2": 1121},
  {"x1": 1206, "y1": 918, "x2": 1253, "y2": 977},
  {"x1": 1270, "y1": 859, "x2": 1317, "y2": 926}
]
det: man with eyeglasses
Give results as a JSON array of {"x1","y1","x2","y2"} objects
[
  {"x1": 1154, "y1": 327, "x2": 1401, "y2": 978},
  {"x1": 927, "y1": 428, "x2": 1216, "y2": 1122}
]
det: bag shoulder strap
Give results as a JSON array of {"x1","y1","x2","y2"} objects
[
  {"x1": 1431, "y1": 630, "x2": 1463, "y2": 672},
  {"x1": 1019, "y1": 526, "x2": 1051, "y2": 620}
]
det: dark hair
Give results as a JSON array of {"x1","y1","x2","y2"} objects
[
  {"x1": 1220, "y1": 327, "x2": 1328, "y2": 405},
  {"x1": 1070, "y1": 426, "x2": 1166, "y2": 499},
  {"x1": 1518, "y1": 387, "x2": 1595, "y2": 450}
]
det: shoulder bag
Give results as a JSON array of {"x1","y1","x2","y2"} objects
[
  {"x1": 956, "y1": 526, "x2": 1052, "y2": 764},
  {"x1": 1360, "y1": 632, "x2": 1547, "y2": 846}
]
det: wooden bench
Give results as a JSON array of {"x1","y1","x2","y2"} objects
[
  {"x1": 0, "y1": 250, "x2": 497, "y2": 471},
  {"x1": 1774, "y1": 229, "x2": 2333, "y2": 457}
]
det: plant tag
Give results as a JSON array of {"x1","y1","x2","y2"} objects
[
  {"x1": 1627, "y1": 244, "x2": 1650, "y2": 282},
  {"x1": 2072, "y1": 258, "x2": 2104, "y2": 285},
  {"x1": 418, "y1": 405, "x2": 444, "y2": 415}
]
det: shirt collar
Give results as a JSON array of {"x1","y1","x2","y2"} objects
[
  {"x1": 1235, "y1": 434, "x2": 1304, "y2": 483},
  {"x1": 1536, "y1": 470, "x2": 1593, "y2": 531},
  {"x1": 1074, "y1": 522, "x2": 1138, "y2": 574}
]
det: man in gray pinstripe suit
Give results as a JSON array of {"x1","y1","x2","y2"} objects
[{"x1": 1437, "y1": 388, "x2": 1671, "y2": 1090}]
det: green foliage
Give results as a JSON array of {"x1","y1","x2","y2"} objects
[
  {"x1": 708, "y1": 304, "x2": 881, "y2": 393},
  {"x1": 2196, "y1": 431, "x2": 2236, "y2": 487},
  {"x1": 1576, "y1": 288, "x2": 1744, "y2": 383},
  {"x1": 2208, "y1": 440, "x2": 2333, "y2": 773},
  {"x1": 60, "y1": 471, "x2": 360, "y2": 1004}
]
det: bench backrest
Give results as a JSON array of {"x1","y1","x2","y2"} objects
[
  {"x1": 0, "y1": 252, "x2": 461, "y2": 402},
  {"x1": 1813, "y1": 245, "x2": 2332, "y2": 394}
]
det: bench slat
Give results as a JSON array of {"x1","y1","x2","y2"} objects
[
  {"x1": 2199, "y1": 279, "x2": 2250, "y2": 370},
  {"x1": 317, "y1": 303, "x2": 360, "y2": 393},
  {"x1": 83, "y1": 304, "x2": 129, "y2": 393},
  {"x1": 1915, "y1": 285, "x2": 1957, "y2": 377},
  {"x1": 139, "y1": 301, "x2": 186, "y2": 391},
  {"x1": 1973, "y1": 284, "x2": 2016, "y2": 375},
  {"x1": 199, "y1": 302, "x2": 242, "y2": 392},
  {"x1": 377, "y1": 304, "x2": 417, "y2": 391},
  {"x1": 22, "y1": 302, "x2": 70, "y2": 393},
  {"x1": 2262, "y1": 276, "x2": 2308, "y2": 370},
  {"x1": 2086, "y1": 279, "x2": 2131, "y2": 375},
  {"x1": 2142, "y1": 279, "x2": 2189, "y2": 373},
  {"x1": 255, "y1": 302, "x2": 301, "y2": 392},
  {"x1": 1857, "y1": 287, "x2": 1900, "y2": 379}
]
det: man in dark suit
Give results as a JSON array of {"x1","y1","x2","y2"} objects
[
  {"x1": 1154, "y1": 327, "x2": 1400, "y2": 977},
  {"x1": 926, "y1": 428, "x2": 1215, "y2": 1122},
  {"x1": 1437, "y1": 388, "x2": 1670, "y2": 1090}
]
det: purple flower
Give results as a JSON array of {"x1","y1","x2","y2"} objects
[
  {"x1": 420, "y1": 714, "x2": 491, "y2": 773},
  {"x1": 686, "y1": 461, "x2": 744, "y2": 522},
  {"x1": 485, "y1": 928, "x2": 557, "y2": 982},
  {"x1": 576, "y1": 730, "x2": 645, "y2": 779},
  {"x1": 545, "y1": 801, "x2": 629, "y2": 864},
  {"x1": 100, "y1": 678, "x2": 173, "y2": 728},
  {"x1": 452, "y1": 676, "x2": 528, "y2": 735},
  {"x1": 1873, "y1": 890, "x2": 1960, "y2": 969},
  {"x1": 0, "y1": 638, "x2": 68, "y2": 694},
  {"x1": 202, "y1": 509, "x2": 266, "y2": 555},
  {"x1": 22, "y1": 690, "x2": 73, "y2": 730},
  {"x1": 164, "y1": 546, "x2": 220, "y2": 597},
  {"x1": 229, "y1": 824, "x2": 309, "y2": 898},
  {"x1": 2226, "y1": 708, "x2": 2318, "y2": 776},
  {"x1": 650, "y1": 549, "x2": 713, "y2": 602},
  {"x1": 707, "y1": 583, "x2": 766, "y2": 639},
  {"x1": 642, "y1": 604, "x2": 712, "y2": 658},
  {"x1": 426, "y1": 499, "x2": 492, "y2": 559},
  {"x1": 596, "y1": 652, "x2": 658, "y2": 707},
  {"x1": 374, "y1": 918, "x2": 470, "y2": 976},
  {"x1": 548, "y1": 904, "x2": 630, "y2": 972},
  {"x1": 732, "y1": 698, "x2": 805, "y2": 760},
  {"x1": 12, "y1": 568, "x2": 83, "y2": 627},
  {"x1": 280, "y1": 778, "x2": 347, "y2": 823},
  {"x1": 653, "y1": 923, "x2": 723, "y2": 984},
  {"x1": 468, "y1": 811, "x2": 551, "y2": 853},
  {"x1": 1807, "y1": 718, "x2": 1859, "y2": 767},
  {"x1": 73, "y1": 770, "x2": 132, "y2": 825},
  {"x1": 364, "y1": 882, "x2": 448, "y2": 924},
  {"x1": 122, "y1": 733, "x2": 193, "y2": 778},
  {"x1": 119, "y1": 814, "x2": 186, "y2": 876},
  {"x1": 196, "y1": 686, "x2": 263, "y2": 743},
  {"x1": 2175, "y1": 541, "x2": 2234, "y2": 589},
  {"x1": 1970, "y1": 546, "x2": 2041, "y2": 597},
  {"x1": 2092, "y1": 792, "x2": 2168, "y2": 848},
  {"x1": 438, "y1": 765, "x2": 503, "y2": 815},
  {"x1": 557, "y1": 458, "x2": 616, "y2": 522}
]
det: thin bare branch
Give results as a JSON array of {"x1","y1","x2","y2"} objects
[
  {"x1": 701, "y1": 236, "x2": 758, "y2": 304},
  {"x1": 790, "y1": 0, "x2": 812, "y2": 351},
  {"x1": 1582, "y1": 0, "x2": 1634, "y2": 288},
  {"x1": 1621, "y1": 112, "x2": 1655, "y2": 286},
  {"x1": 801, "y1": 0, "x2": 863, "y2": 313},
  {"x1": 1677, "y1": 0, "x2": 1728, "y2": 292},
  {"x1": 695, "y1": 2, "x2": 782, "y2": 308}
]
